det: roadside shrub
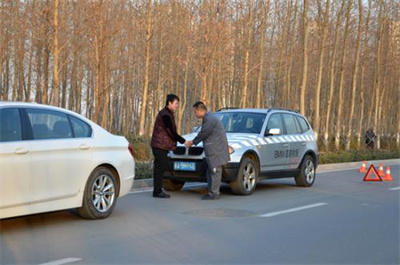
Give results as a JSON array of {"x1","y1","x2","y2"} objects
[
  {"x1": 126, "y1": 134, "x2": 152, "y2": 161},
  {"x1": 135, "y1": 161, "x2": 153, "y2": 180},
  {"x1": 320, "y1": 149, "x2": 400, "y2": 164}
]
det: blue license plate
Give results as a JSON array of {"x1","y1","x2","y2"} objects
[{"x1": 174, "y1": 161, "x2": 196, "y2": 171}]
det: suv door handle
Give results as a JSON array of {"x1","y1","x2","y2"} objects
[
  {"x1": 79, "y1": 144, "x2": 90, "y2": 150},
  {"x1": 302, "y1": 143, "x2": 307, "y2": 146},
  {"x1": 282, "y1": 144, "x2": 289, "y2": 147},
  {"x1": 14, "y1": 148, "x2": 29, "y2": 155}
]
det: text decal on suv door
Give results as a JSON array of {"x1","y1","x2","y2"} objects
[{"x1": 274, "y1": 149, "x2": 299, "y2": 159}]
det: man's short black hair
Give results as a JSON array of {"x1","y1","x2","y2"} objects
[
  {"x1": 192, "y1": 101, "x2": 207, "y2": 111},
  {"x1": 166, "y1": 94, "x2": 180, "y2": 106}
]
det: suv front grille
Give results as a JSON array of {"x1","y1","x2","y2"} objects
[
  {"x1": 173, "y1": 147, "x2": 186, "y2": 155},
  {"x1": 188, "y1": 147, "x2": 204, "y2": 156}
]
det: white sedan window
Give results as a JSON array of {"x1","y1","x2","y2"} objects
[
  {"x1": 70, "y1": 115, "x2": 92, "y2": 138},
  {"x1": 0, "y1": 108, "x2": 22, "y2": 142},
  {"x1": 26, "y1": 108, "x2": 73, "y2": 139}
]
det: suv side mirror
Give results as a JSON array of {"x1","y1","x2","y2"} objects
[{"x1": 265, "y1": 128, "x2": 281, "y2": 136}]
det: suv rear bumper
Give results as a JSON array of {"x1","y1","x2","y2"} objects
[{"x1": 165, "y1": 159, "x2": 240, "y2": 182}]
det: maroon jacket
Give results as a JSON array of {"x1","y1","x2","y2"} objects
[{"x1": 151, "y1": 107, "x2": 185, "y2": 151}]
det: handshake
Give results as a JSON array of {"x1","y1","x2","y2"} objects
[{"x1": 184, "y1": 140, "x2": 193, "y2": 148}]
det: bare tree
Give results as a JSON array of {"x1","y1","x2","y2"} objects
[
  {"x1": 299, "y1": 0, "x2": 309, "y2": 115},
  {"x1": 314, "y1": 0, "x2": 330, "y2": 140}
]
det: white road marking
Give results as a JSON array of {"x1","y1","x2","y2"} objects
[
  {"x1": 389, "y1": 187, "x2": 400, "y2": 191},
  {"x1": 39, "y1": 258, "x2": 81, "y2": 265},
  {"x1": 259, "y1": 203, "x2": 328, "y2": 217}
]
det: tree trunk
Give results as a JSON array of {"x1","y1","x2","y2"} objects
[
  {"x1": 334, "y1": 1, "x2": 352, "y2": 150},
  {"x1": 357, "y1": 0, "x2": 371, "y2": 149},
  {"x1": 299, "y1": 0, "x2": 309, "y2": 115},
  {"x1": 345, "y1": 0, "x2": 363, "y2": 150},
  {"x1": 139, "y1": 0, "x2": 153, "y2": 136},
  {"x1": 314, "y1": 0, "x2": 330, "y2": 140},
  {"x1": 240, "y1": 0, "x2": 253, "y2": 108},
  {"x1": 373, "y1": 1, "x2": 384, "y2": 149},
  {"x1": 323, "y1": 1, "x2": 345, "y2": 150},
  {"x1": 52, "y1": 0, "x2": 60, "y2": 106}
]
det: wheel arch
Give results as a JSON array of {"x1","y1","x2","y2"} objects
[
  {"x1": 298, "y1": 150, "x2": 317, "y2": 169},
  {"x1": 241, "y1": 150, "x2": 260, "y2": 171}
]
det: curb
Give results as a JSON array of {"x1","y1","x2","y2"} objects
[
  {"x1": 131, "y1": 178, "x2": 153, "y2": 189},
  {"x1": 317, "y1": 158, "x2": 400, "y2": 171}
]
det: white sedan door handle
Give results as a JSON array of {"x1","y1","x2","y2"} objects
[
  {"x1": 79, "y1": 144, "x2": 90, "y2": 150},
  {"x1": 14, "y1": 148, "x2": 29, "y2": 155},
  {"x1": 282, "y1": 144, "x2": 289, "y2": 148}
]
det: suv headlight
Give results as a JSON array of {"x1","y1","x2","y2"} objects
[{"x1": 228, "y1": 146, "x2": 235, "y2": 154}]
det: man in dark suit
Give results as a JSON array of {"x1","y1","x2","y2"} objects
[
  {"x1": 151, "y1": 94, "x2": 187, "y2": 198},
  {"x1": 186, "y1": 102, "x2": 230, "y2": 200}
]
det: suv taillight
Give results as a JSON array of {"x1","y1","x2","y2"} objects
[{"x1": 128, "y1": 143, "x2": 134, "y2": 158}]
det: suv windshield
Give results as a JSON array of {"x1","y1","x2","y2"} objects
[{"x1": 216, "y1": 112, "x2": 266, "y2": 134}]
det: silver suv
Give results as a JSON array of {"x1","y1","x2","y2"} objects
[{"x1": 164, "y1": 108, "x2": 319, "y2": 195}]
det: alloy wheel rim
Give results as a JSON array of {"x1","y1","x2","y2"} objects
[
  {"x1": 91, "y1": 174, "x2": 115, "y2": 212},
  {"x1": 242, "y1": 163, "x2": 256, "y2": 191},
  {"x1": 305, "y1": 160, "x2": 315, "y2": 184}
]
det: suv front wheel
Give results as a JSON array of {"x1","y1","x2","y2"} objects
[
  {"x1": 163, "y1": 179, "x2": 185, "y2": 191},
  {"x1": 295, "y1": 155, "x2": 315, "y2": 187},
  {"x1": 230, "y1": 157, "x2": 258, "y2": 195}
]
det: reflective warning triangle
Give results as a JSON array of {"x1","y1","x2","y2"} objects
[{"x1": 363, "y1": 165, "x2": 383, "y2": 181}]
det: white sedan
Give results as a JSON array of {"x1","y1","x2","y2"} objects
[{"x1": 0, "y1": 102, "x2": 135, "y2": 219}]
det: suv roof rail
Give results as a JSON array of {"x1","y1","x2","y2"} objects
[
  {"x1": 216, "y1": 107, "x2": 240, "y2": 112},
  {"x1": 267, "y1": 107, "x2": 300, "y2": 113}
]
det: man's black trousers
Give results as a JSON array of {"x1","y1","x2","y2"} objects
[{"x1": 152, "y1": 147, "x2": 169, "y2": 195}]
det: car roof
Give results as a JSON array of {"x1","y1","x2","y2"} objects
[
  {"x1": 0, "y1": 101, "x2": 69, "y2": 113},
  {"x1": 217, "y1": 108, "x2": 300, "y2": 115},
  {"x1": 0, "y1": 101, "x2": 41, "y2": 107},
  {"x1": 0, "y1": 101, "x2": 91, "y2": 122}
]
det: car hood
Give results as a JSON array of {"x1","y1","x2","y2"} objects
[{"x1": 179, "y1": 132, "x2": 262, "y2": 148}]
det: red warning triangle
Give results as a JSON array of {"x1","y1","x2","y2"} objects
[{"x1": 363, "y1": 165, "x2": 383, "y2": 181}]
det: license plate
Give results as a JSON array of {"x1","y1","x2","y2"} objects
[{"x1": 174, "y1": 161, "x2": 196, "y2": 171}]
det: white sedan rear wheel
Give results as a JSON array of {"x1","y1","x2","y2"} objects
[{"x1": 78, "y1": 167, "x2": 119, "y2": 219}]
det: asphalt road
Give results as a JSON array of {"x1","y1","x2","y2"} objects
[{"x1": 1, "y1": 161, "x2": 399, "y2": 265}]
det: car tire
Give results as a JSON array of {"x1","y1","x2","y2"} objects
[
  {"x1": 295, "y1": 155, "x2": 315, "y2": 187},
  {"x1": 230, "y1": 157, "x2": 258, "y2": 195},
  {"x1": 163, "y1": 179, "x2": 185, "y2": 191},
  {"x1": 77, "y1": 167, "x2": 119, "y2": 219}
]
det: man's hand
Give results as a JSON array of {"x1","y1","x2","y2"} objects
[{"x1": 184, "y1": 140, "x2": 193, "y2": 148}]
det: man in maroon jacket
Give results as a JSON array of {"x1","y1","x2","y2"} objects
[{"x1": 150, "y1": 94, "x2": 187, "y2": 198}]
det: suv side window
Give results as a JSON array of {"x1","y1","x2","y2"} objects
[
  {"x1": 69, "y1": 115, "x2": 92, "y2": 138},
  {"x1": 26, "y1": 108, "x2": 73, "y2": 139},
  {"x1": 265, "y1": 114, "x2": 283, "y2": 135},
  {"x1": 282, "y1": 114, "x2": 299, "y2": 135},
  {"x1": 0, "y1": 108, "x2": 22, "y2": 142},
  {"x1": 296, "y1": 116, "x2": 310, "y2": 133}
]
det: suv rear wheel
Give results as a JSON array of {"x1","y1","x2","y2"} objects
[
  {"x1": 230, "y1": 157, "x2": 258, "y2": 195},
  {"x1": 163, "y1": 179, "x2": 185, "y2": 191},
  {"x1": 295, "y1": 155, "x2": 315, "y2": 187}
]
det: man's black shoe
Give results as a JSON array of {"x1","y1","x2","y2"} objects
[
  {"x1": 153, "y1": 192, "x2": 171, "y2": 198},
  {"x1": 201, "y1": 194, "x2": 220, "y2": 200}
]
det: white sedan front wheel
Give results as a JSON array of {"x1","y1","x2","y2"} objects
[{"x1": 78, "y1": 167, "x2": 119, "y2": 219}]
